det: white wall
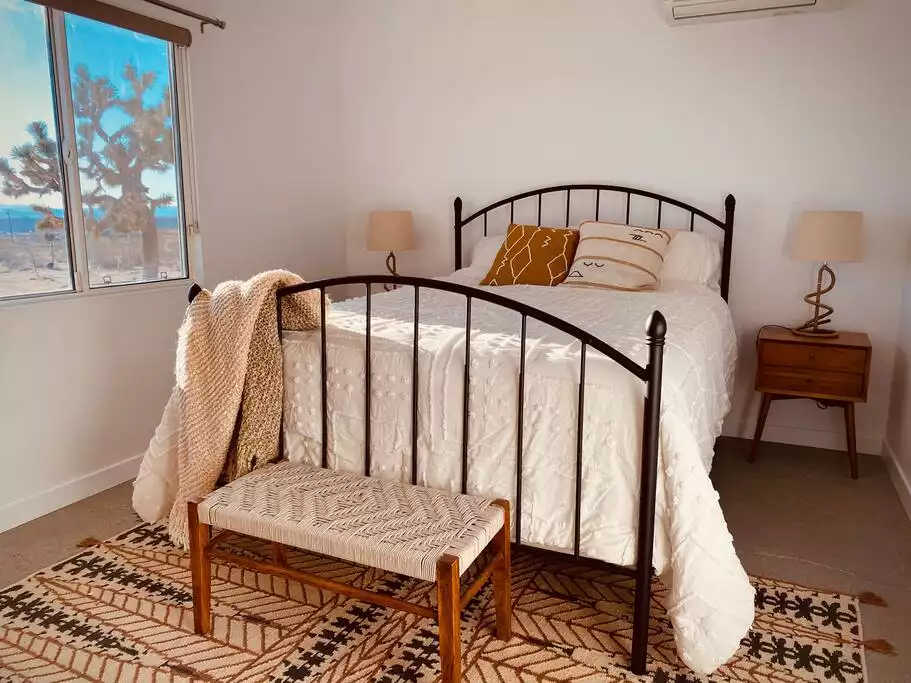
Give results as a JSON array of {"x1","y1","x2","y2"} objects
[
  {"x1": 336, "y1": 0, "x2": 911, "y2": 455},
  {"x1": 0, "y1": 0, "x2": 346, "y2": 532},
  {"x1": 0, "y1": 287, "x2": 186, "y2": 531},
  {"x1": 885, "y1": 242, "x2": 911, "y2": 518},
  {"x1": 185, "y1": 0, "x2": 345, "y2": 287}
]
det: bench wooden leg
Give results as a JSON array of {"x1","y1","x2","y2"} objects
[
  {"x1": 436, "y1": 554, "x2": 461, "y2": 683},
  {"x1": 187, "y1": 498, "x2": 212, "y2": 635},
  {"x1": 492, "y1": 499, "x2": 512, "y2": 641}
]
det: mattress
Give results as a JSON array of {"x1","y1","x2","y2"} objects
[{"x1": 281, "y1": 270, "x2": 754, "y2": 673}]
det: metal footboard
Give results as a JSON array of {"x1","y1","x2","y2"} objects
[{"x1": 270, "y1": 274, "x2": 665, "y2": 675}]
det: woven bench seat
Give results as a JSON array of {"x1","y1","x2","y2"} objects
[
  {"x1": 196, "y1": 461, "x2": 504, "y2": 582},
  {"x1": 189, "y1": 461, "x2": 511, "y2": 682}
]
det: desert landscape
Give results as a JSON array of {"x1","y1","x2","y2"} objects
[{"x1": 0, "y1": 228, "x2": 186, "y2": 298}]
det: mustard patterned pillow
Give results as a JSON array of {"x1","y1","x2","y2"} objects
[
  {"x1": 480, "y1": 224, "x2": 579, "y2": 286},
  {"x1": 562, "y1": 221, "x2": 671, "y2": 291}
]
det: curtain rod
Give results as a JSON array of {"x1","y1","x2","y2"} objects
[{"x1": 138, "y1": 0, "x2": 224, "y2": 32}]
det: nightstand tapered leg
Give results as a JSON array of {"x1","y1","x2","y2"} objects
[
  {"x1": 844, "y1": 402, "x2": 858, "y2": 479},
  {"x1": 749, "y1": 393, "x2": 773, "y2": 463}
]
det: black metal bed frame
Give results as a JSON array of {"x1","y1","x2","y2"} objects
[
  {"x1": 454, "y1": 184, "x2": 736, "y2": 301},
  {"x1": 188, "y1": 184, "x2": 735, "y2": 675}
]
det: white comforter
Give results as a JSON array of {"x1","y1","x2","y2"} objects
[{"x1": 281, "y1": 272, "x2": 754, "y2": 673}]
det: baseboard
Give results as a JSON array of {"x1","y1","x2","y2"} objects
[
  {"x1": 883, "y1": 440, "x2": 911, "y2": 521},
  {"x1": 726, "y1": 421, "x2": 881, "y2": 456},
  {"x1": 0, "y1": 454, "x2": 141, "y2": 534}
]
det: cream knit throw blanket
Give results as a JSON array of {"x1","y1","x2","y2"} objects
[{"x1": 132, "y1": 270, "x2": 322, "y2": 547}]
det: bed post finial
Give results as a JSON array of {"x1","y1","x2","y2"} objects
[
  {"x1": 454, "y1": 197, "x2": 463, "y2": 271},
  {"x1": 646, "y1": 310, "x2": 667, "y2": 342}
]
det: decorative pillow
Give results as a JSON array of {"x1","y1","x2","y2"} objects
[
  {"x1": 480, "y1": 224, "x2": 579, "y2": 286},
  {"x1": 562, "y1": 221, "x2": 671, "y2": 291},
  {"x1": 660, "y1": 230, "x2": 723, "y2": 292},
  {"x1": 467, "y1": 235, "x2": 506, "y2": 273}
]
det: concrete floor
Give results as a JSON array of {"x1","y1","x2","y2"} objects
[
  {"x1": 712, "y1": 438, "x2": 911, "y2": 683},
  {"x1": 0, "y1": 481, "x2": 140, "y2": 588},
  {"x1": 1, "y1": 438, "x2": 909, "y2": 681}
]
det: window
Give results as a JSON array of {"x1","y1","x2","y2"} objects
[
  {"x1": 0, "y1": 2, "x2": 71, "y2": 297},
  {"x1": 0, "y1": 0, "x2": 195, "y2": 301}
]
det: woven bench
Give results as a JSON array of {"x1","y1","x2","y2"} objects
[{"x1": 187, "y1": 461, "x2": 511, "y2": 682}]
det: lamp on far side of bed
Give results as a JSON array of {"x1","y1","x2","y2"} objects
[
  {"x1": 367, "y1": 210, "x2": 415, "y2": 289},
  {"x1": 789, "y1": 210, "x2": 864, "y2": 338}
]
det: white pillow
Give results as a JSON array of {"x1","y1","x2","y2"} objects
[
  {"x1": 660, "y1": 231, "x2": 722, "y2": 291},
  {"x1": 467, "y1": 235, "x2": 505, "y2": 272},
  {"x1": 562, "y1": 221, "x2": 671, "y2": 291}
]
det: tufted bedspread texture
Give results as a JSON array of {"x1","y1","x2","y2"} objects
[{"x1": 280, "y1": 271, "x2": 754, "y2": 674}]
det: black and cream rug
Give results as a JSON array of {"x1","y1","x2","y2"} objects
[{"x1": 0, "y1": 523, "x2": 869, "y2": 682}]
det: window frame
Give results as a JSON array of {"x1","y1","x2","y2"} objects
[{"x1": 0, "y1": 4, "x2": 200, "y2": 306}]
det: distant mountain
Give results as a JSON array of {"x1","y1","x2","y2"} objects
[
  {"x1": 0, "y1": 204, "x2": 63, "y2": 220},
  {"x1": 0, "y1": 203, "x2": 179, "y2": 234}
]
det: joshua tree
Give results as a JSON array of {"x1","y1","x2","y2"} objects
[
  {"x1": 0, "y1": 121, "x2": 61, "y2": 199},
  {"x1": 72, "y1": 62, "x2": 174, "y2": 279},
  {"x1": 0, "y1": 62, "x2": 175, "y2": 279},
  {"x1": 33, "y1": 205, "x2": 64, "y2": 267},
  {"x1": 31, "y1": 205, "x2": 63, "y2": 230}
]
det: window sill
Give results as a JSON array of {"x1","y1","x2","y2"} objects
[{"x1": 0, "y1": 276, "x2": 193, "y2": 311}]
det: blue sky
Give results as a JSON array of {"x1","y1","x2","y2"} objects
[{"x1": 0, "y1": 0, "x2": 177, "y2": 207}]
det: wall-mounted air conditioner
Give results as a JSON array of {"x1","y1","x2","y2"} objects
[{"x1": 664, "y1": 0, "x2": 849, "y2": 25}]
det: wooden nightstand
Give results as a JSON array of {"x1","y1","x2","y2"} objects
[{"x1": 750, "y1": 327, "x2": 872, "y2": 478}]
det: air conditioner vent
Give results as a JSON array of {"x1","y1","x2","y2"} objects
[{"x1": 664, "y1": 0, "x2": 848, "y2": 24}]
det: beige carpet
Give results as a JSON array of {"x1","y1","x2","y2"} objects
[{"x1": 0, "y1": 523, "x2": 868, "y2": 682}]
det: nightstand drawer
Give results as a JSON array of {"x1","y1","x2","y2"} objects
[
  {"x1": 757, "y1": 366, "x2": 864, "y2": 399},
  {"x1": 761, "y1": 341, "x2": 867, "y2": 374}
]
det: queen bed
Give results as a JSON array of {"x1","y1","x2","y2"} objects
[{"x1": 275, "y1": 184, "x2": 753, "y2": 675}]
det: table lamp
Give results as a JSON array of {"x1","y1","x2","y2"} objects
[
  {"x1": 789, "y1": 210, "x2": 864, "y2": 338},
  {"x1": 367, "y1": 210, "x2": 415, "y2": 281}
]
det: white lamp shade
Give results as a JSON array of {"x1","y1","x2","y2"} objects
[
  {"x1": 367, "y1": 211, "x2": 415, "y2": 252},
  {"x1": 790, "y1": 211, "x2": 864, "y2": 263}
]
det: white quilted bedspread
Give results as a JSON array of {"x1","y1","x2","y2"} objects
[{"x1": 281, "y1": 271, "x2": 754, "y2": 673}]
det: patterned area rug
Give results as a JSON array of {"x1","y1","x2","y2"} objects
[{"x1": 0, "y1": 523, "x2": 867, "y2": 682}]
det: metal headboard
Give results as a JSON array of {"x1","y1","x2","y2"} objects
[{"x1": 453, "y1": 184, "x2": 736, "y2": 300}]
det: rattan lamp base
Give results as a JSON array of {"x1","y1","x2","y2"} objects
[
  {"x1": 792, "y1": 262, "x2": 839, "y2": 338},
  {"x1": 384, "y1": 251, "x2": 398, "y2": 291},
  {"x1": 791, "y1": 325, "x2": 839, "y2": 338}
]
